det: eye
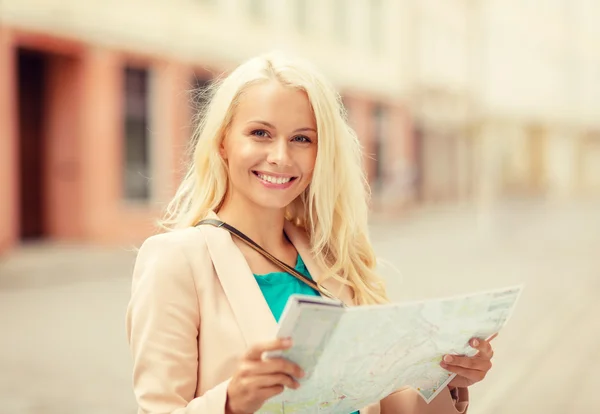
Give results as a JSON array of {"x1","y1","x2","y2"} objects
[
  {"x1": 292, "y1": 135, "x2": 312, "y2": 143},
  {"x1": 251, "y1": 129, "x2": 270, "y2": 138}
]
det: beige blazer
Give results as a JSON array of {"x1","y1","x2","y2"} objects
[{"x1": 126, "y1": 212, "x2": 469, "y2": 414}]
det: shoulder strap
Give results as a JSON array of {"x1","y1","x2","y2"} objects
[{"x1": 196, "y1": 218, "x2": 338, "y2": 301}]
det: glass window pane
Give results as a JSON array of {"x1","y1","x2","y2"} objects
[
  {"x1": 334, "y1": 0, "x2": 347, "y2": 42},
  {"x1": 249, "y1": 0, "x2": 265, "y2": 20},
  {"x1": 370, "y1": 0, "x2": 383, "y2": 52},
  {"x1": 373, "y1": 104, "x2": 386, "y2": 190},
  {"x1": 295, "y1": 0, "x2": 307, "y2": 31},
  {"x1": 123, "y1": 67, "x2": 151, "y2": 200}
]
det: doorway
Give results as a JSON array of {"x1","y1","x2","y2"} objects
[
  {"x1": 18, "y1": 48, "x2": 48, "y2": 240},
  {"x1": 527, "y1": 124, "x2": 547, "y2": 193},
  {"x1": 413, "y1": 123, "x2": 425, "y2": 202},
  {"x1": 16, "y1": 46, "x2": 84, "y2": 242}
]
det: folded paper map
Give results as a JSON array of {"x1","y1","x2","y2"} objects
[{"x1": 259, "y1": 285, "x2": 523, "y2": 414}]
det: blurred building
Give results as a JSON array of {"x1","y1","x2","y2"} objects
[
  {"x1": 398, "y1": 0, "x2": 600, "y2": 204},
  {"x1": 398, "y1": 0, "x2": 477, "y2": 203},
  {"x1": 0, "y1": 0, "x2": 412, "y2": 253},
  {"x1": 463, "y1": 0, "x2": 600, "y2": 206},
  {"x1": 1, "y1": 0, "x2": 599, "y2": 254}
]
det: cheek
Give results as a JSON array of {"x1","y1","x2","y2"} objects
[
  {"x1": 302, "y1": 149, "x2": 318, "y2": 177},
  {"x1": 227, "y1": 141, "x2": 260, "y2": 172}
]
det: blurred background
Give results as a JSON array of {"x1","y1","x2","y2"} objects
[{"x1": 0, "y1": 0, "x2": 599, "y2": 413}]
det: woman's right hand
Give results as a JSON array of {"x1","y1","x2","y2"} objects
[{"x1": 225, "y1": 338, "x2": 305, "y2": 414}]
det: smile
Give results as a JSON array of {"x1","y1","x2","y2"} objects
[{"x1": 252, "y1": 171, "x2": 297, "y2": 186}]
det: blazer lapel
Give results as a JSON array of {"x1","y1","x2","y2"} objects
[
  {"x1": 199, "y1": 212, "x2": 278, "y2": 347},
  {"x1": 284, "y1": 220, "x2": 356, "y2": 306},
  {"x1": 199, "y1": 213, "x2": 355, "y2": 348}
]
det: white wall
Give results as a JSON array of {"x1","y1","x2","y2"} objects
[
  {"x1": 0, "y1": 0, "x2": 404, "y2": 98},
  {"x1": 478, "y1": 0, "x2": 600, "y2": 125},
  {"x1": 545, "y1": 130, "x2": 579, "y2": 198},
  {"x1": 570, "y1": 0, "x2": 600, "y2": 125},
  {"x1": 412, "y1": 0, "x2": 470, "y2": 92}
]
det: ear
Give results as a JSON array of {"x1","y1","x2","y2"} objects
[{"x1": 218, "y1": 137, "x2": 228, "y2": 160}]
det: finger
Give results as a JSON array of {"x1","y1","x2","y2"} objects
[
  {"x1": 470, "y1": 338, "x2": 494, "y2": 359},
  {"x1": 487, "y1": 332, "x2": 499, "y2": 342},
  {"x1": 255, "y1": 385, "x2": 286, "y2": 402},
  {"x1": 442, "y1": 355, "x2": 492, "y2": 372},
  {"x1": 441, "y1": 364, "x2": 487, "y2": 382},
  {"x1": 246, "y1": 338, "x2": 293, "y2": 360},
  {"x1": 249, "y1": 373, "x2": 301, "y2": 390},
  {"x1": 253, "y1": 357, "x2": 305, "y2": 379}
]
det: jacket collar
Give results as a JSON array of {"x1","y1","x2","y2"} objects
[
  {"x1": 283, "y1": 219, "x2": 355, "y2": 306},
  {"x1": 199, "y1": 211, "x2": 354, "y2": 347}
]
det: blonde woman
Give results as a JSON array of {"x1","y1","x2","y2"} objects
[{"x1": 126, "y1": 53, "x2": 494, "y2": 414}]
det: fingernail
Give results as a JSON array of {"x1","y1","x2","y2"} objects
[
  {"x1": 298, "y1": 370, "x2": 305, "y2": 378},
  {"x1": 444, "y1": 355, "x2": 453, "y2": 363},
  {"x1": 282, "y1": 338, "x2": 292, "y2": 347},
  {"x1": 472, "y1": 339, "x2": 480, "y2": 347}
]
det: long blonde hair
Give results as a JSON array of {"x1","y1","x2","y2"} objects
[{"x1": 160, "y1": 52, "x2": 389, "y2": 305}]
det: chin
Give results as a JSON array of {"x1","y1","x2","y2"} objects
[
  {"x1": 251, "y1": 194, "x2": 297, "y2": 211},
  {"x1": 255, "y1": 199, "x2": 293, "y2": 211}
]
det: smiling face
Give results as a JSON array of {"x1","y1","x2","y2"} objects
[{"x1": 219, "y1": 81, "x2": 318, "y2": 212}]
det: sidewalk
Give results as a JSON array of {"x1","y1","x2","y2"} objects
[{"x1": 1, "y1": 199, "x2": 598, "y2": 413}]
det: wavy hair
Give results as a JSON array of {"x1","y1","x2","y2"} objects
[{"x1": 159, "y1": 52, "x2": 389, "y2": 305}]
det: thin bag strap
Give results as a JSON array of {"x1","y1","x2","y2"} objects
[{"x1": 196, "y1": 218, "x2": 337, "y2": 300}]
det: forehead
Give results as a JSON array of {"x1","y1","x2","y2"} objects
[{"x1": 233, "y1": 81, "x2": 316, "y2": 126}]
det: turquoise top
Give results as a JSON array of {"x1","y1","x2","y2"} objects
[
  {"x1": 253, "y1": 254, "x2": 319, "y2": 321},
  {"x1": 253, "y1": 255, "x2": 359, "y2": 414}
]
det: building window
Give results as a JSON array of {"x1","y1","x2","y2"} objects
[
  {"x1": 249, "y1": 0, "x2": 266, "y2": 20},
  {"x1": 190, "y1": 75, "x2": 213, "y2": 115},
  {"x1": 295, "y1": 0, "x2": 308, "y2": 31},
  {"x1": 369, "y1": 0, "x2": 383, "y2": 52},
  {"x1": 123, "y1": 67, "x2": 151, "y2": 200},
  {"x1": 341, "y1": 95, "x2": 351, "y2": 121},
  {"x1": 189, "y1": 75, "x2": 213, "y2": 143},
  {"x1": 333, "y1": 0, "x2": 347, "y2": 42},
  {"x1": 372, "y1": 104, "x2": 386, "y2": 191}
]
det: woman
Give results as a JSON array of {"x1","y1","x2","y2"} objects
[{"x1": 126, "y1": 52, "x2": 494, "y2": 413}]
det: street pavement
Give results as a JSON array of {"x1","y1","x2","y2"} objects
[{"x1": 0, "y1": 198, "x2": 598, "y2": 414}]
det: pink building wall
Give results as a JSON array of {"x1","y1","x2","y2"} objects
[
  {"x1": 0, "y1": 26, "x2": 415, "y2": 254},
  {"x1": 343, "y1": 94, "x2": 377, "y2": 183},
  {"x1": 0, "y1": 26, "x2": 18, "y2": 253},
  {"x1": 45, "y1": 54, "x2": 84, "y2": 240},
  {"x1": 342, "y1": 93, "x2": 416, "y2": 212}
]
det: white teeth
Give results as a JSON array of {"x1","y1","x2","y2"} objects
[{"x1": 257, "y1": 173, "x2": 292, "y2": 184}]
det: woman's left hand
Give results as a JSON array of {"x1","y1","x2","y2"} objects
[{"x1": 440, "y1": 334, "x2": 497, "y2": 388}]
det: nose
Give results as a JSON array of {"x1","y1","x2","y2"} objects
[{"x1": 266, "y1": 137, "x2": 292, "y2": 167}]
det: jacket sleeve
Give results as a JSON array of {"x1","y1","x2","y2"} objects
[
  {"x1": 126, "y1": 235, "x2": 230, "y2": 414},
  {"x1": 379, "y1": 386, "x2": 468, "y2": 414}
]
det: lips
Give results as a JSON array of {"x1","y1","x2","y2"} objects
[{"x1": 252, "y1": 171, "x2": 298, "y2": 185}]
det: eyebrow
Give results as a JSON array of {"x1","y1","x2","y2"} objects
[{"x1": 248, "y1": 120, "x2": 317, "y2": 134}]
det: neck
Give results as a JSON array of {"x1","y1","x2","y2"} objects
[{"x1": 216, "y1": 195, "x2": 288, "y2": 251}]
